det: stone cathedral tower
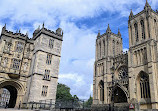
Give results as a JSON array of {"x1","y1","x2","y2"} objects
[
  {"x1": 128, "y1": 0, "x2": 158, "y2": 109},
  {"x1": 93, "y1": 1, "x2": 158, "y2": 110},
  {"x1": 93, "y1": 25, "x2": 123, "y2": 104},
  {"x1": 0, "y1": 24, "x2": 63, "y2": 108}
]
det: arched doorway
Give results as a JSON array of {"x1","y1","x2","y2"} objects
[
  {"x1": 113, "y1": 86, "x2": 127, "y2": 103},
  {"x1": 0, "y1": 80, "x2": 24, "y2": 108},
  {"x1": 2, "y1": 85, "x2": 17, "y2": 108}
]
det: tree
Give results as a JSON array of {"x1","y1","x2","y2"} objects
[
  {"x1": 56, "y1": 83, "x2": 73, "y2": 100},
  {"x1": 73, "y1": 95, "x2": 79, "y2": 100},
  {"x1": 84, "y1": 95, "x2": 93, "y2": 108}
]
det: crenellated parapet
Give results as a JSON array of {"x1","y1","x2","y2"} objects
[
  {"x1": 97, "y1": 25, "x2": 122, "y2": 39},
  {"x1": 1, "y1": 25, "x2": 29, "y2": 41},
  {"x1": 128, "y1": 0, "x2": 158, "y2": 22},
  {"x1": 33, "y1": 23, "x2": 63, "y2": 41}
]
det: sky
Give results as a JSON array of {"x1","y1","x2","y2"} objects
[{"x1": 0, "y1": 0, "x2": 158, "y2": 99}]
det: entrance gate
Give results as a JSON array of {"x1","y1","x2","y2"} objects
[
  {"x1": 0, "y1": 80, "x2": 24, "y2": 108},
  {"x1": 3, "y1": 85, "x2": 17, "y2": 108},
  {"x1": 113, "y1": 86, "x2": 128, "y2": 103}
]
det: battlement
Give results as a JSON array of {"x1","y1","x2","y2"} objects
[
  {"x1": 129, "y1": 0, "x2": 158, "y2": 21},
  {"x1": 97, "y1": 32, "x2": 121, "y2": 39},
  {"x1": 0, "y1": 23, "x2": 63, "y2": 42},
  {"x1": 97, "y1": 24, "x2": 121, "y2": 39},
  {"x1": 33, "y1": 24, "x2": 63, "y2": 41},
  {"x1": 1, "y1": 25, "x2": 29, "y2": 41}
]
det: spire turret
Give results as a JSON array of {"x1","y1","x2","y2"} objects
[
  {"x1": 144, "y1": 0, "x2": 151, "y2": 10},
  {"x1": 118, "y1": 28, "x2": 121, "y2": 37},
  {"x1": 97, "y1": 30, "x2": 100, "y2": 37},
  {"x1": 106, "y1": 24, "x2": 111, "y2": 33},
  {"x1": 129, "y1": 9, "x2": 134, "y2": 20},
  {"x1": 26, "y1": 31, "x2": 28, "y2": 37},
  {"x1": 2, "y1": 24, "x2": 6, "y2": 33},
  {"x1": 42, "y1": 22, "x2": 45, "y2": 28}
]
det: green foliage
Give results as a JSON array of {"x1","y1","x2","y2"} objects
[
  {"x1": 56, "y1": 83, "x2": 73, "y2": 100},
  {"x1": 84, "y1": 95, "x2": 93, "y2": 108},
  {"x1": 73, "y1": 95, "x2": 79, "y2": 100}
]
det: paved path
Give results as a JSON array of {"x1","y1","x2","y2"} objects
[
  {"x1": 0, "y1": 108, "x2": 51, "y2": 111},
  {"x1": 0, "y1": 109, "x2": 34, "y2": 111}
]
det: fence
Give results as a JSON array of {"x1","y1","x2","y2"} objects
[{"x1": 21, "y1": 99, "x2": 91, "y2": 110}]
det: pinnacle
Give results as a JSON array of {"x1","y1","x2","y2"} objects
[
  {"x1": 118, "y1": 28, "x2": 121, "y2": 36},
  {"x1": 97, "y1": 30, "x2": 100, "y2": 37},
  {"x1": 130, "y1": 9, "x2": 133, "y2": 16},
  {"x1": 106, "y1": 24, "x2": 111, "y2": 33},
  {"x1": 42, "y1": 22, "x2": 45, "y2": 28},
  {"x1": 144, "y1": 0, "x2": 151, "y2": 9}
]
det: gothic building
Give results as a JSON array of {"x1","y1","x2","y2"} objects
[
  {"x1": 93, "y1": 1, "x2": 158, "y2": 110},
  {"x1": 0, "y1": 24, "x2": 63, "y2": 108}
]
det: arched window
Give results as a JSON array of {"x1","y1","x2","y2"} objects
[
  {"x1": 130, "y1": 26, "x2": 133, "y2": 45},
  {"x1": 139, "y1": 72, "x2": 150, "y2": 98},
  {"x1": 154, "y1": 19, "x2": 157, "y2": 37},
  {"x1": 117, "y1": 42, "x2": 119, "y2": 55},
  {"x1": 140, "y1": 20, "x2": 145, "y2": 39},
  {"x1": 134, "y1": 23, "x2": 139, "y2": 42},
  {"x1": 103, "y1": 40, "x2": 105, "y2": 56},
  {"x1": 113, "y1": 40, "x2": 115, "y2": 56},
  {"x1": 99, "y1": 80, "x2": 104, "y2": 101},
  {"x1": 99, "y1": 42, "x2": 101, "y2": 58}
]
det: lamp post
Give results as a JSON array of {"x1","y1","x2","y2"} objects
[{"x1": 110, "y1": 66, "x2": 115, "y2": 111}]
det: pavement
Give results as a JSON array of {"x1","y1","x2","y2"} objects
[{"x1": 0, "y1": 109, "x2": 35, "y2": 111}]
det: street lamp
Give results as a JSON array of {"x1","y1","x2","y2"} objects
[{"x1": 110, "y1": 66, "x2": 115, "y2": 111}]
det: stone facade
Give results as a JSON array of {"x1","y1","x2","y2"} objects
[
  {"x1": 93, "y1": 1, "x2": 158, "y2": 110},
  {"x1": 0, "y1": 24, "x2": 63, "y2": 108}
]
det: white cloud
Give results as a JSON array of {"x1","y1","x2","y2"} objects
[
  {"x1": 59, "y1": 73, "x2": 83, "y2": 83},
  {"x1": 0, "y1": 24, "x2": 2, "y2": 34},
  {"x1": 123, "y1": 48, "x2": 129, "y2": 52},
  {"x1": 0, "y1": 0, "x2": 154, "y2": 26}
]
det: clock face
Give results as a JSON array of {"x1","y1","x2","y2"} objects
[{"x1": 118, "y1": 67, "x2": 128, "y2": 79}]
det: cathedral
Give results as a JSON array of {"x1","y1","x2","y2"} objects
[
  {"x1": 0, "y1": 24, "x2": 63, "y2": 108},
  {"x1": 93, "y1": 1, "x2": 158, "y2": 110}
]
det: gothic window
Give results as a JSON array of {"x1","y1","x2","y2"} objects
[
  {"x1": 143, "y1": 48, "x2": 147, "y2": 64},
  {"x1": 46, "y1": 54, "x2": 52, "y2": 65},
  {"x1": 23, "y1": 63, "x2": 28, "y2": 71},
  {"x1": 3, "y1": 58, "x2": 8, "y2": 67},
  {"x1": 117, "y1": 42, "x2": 119, "y2": 55},
  {"x1": 130, "y1": 26, "x2": 133, "y2": 45},
  {"x1": 43, "y1": 70, "x2": 50, "y2": 80},
  {"x1": 139, "y1": 72, "x2": 150, "y2": 99},
  {"x1": 99, "y1": 42, "x2": 101, "y2": 58},
  {"x1": 12, "y1": 59, "x2": 20, "y2": 70},
  {"x1": 134, "y1": 23, "x2": 139, "y2": 42},
  {"x1": 154, "y1": 19, "x2": 157, "y2": 37},
  {"x1": 16, "y1": 42, "x2": 24, "y2": 53},
  {"x1": 118, "y1": 67, "x2": 128, "y2": 80},
  {"x1": 113, "y1": 40, "x2": 115, "y2": 56},
  {"x1": 49, "y1": 39, "x2": 54, "y2": 49},
  {"x1": 99, "y1": 80, "x2": 104, "y2": 101},
  {"x1": 41, "y1": 85, "x2": 48, "y2": 97},
  {"x1": 103, "y1": 40, "x2": 105, "y2": 56},
  {"x1": 140, "y1": 20, "x2": 145, "y2": 39}
]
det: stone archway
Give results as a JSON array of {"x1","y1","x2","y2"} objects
[
  {"x1": 0, "y1": 80, "x2": 24, "y2": 108},
  {"x1": 112, "y1": 86, "x2": 128, "y2": 103},
  {"x1": 3, "y1": 85, "x2": 17, "y2": 108}
]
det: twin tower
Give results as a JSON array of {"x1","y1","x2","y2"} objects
[{"x1": 93, "y1": 1, "x2": 158, "y2": 110}]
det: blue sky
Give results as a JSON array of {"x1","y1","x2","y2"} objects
[{"x1": 0, "y1": 0, "x2": 158, "y2": 99}]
